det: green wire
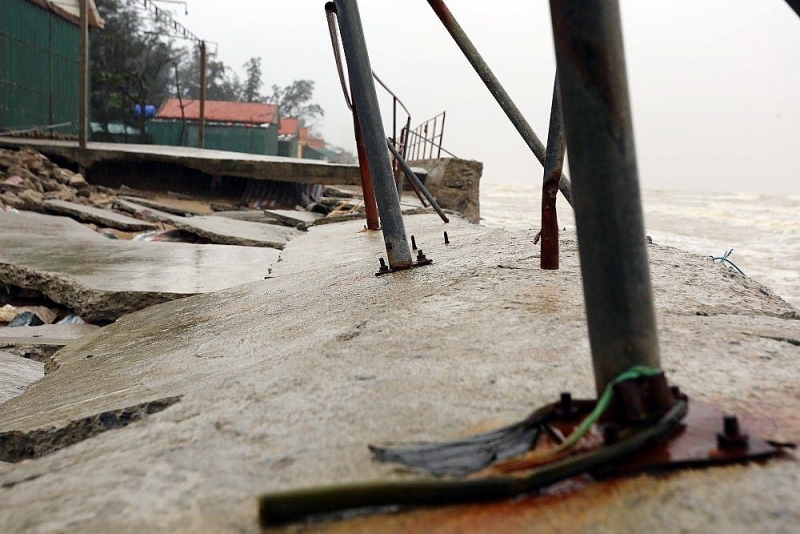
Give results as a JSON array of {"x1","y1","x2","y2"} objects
[{"x1": 559, "y1": 365, "x2": 663, "y2": 450}]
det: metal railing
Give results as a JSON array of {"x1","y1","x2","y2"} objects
[{"x1": 404, "y1": 111, "x2": 447, "y2": 161}]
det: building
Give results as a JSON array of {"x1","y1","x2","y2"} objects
[
  {"x1": 277, "y1": 116, "x2": 300, "y2": 158},
  {"x1": 0, "y1": 0, "x2": 103, "y2": 135},
  {"x1": 148, "y1": 99, "x2": 280, "y2": 156},
  {"x1": 277, "y1": 116, "x2": 329, "y2": 161}
]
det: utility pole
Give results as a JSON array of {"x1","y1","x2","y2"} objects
[
  {"x1": 78, "y1": 0, "x2": 89, "y2": 148},
  {"x1": 198, "y1": 40, "x2": 207, "y2": 149}
]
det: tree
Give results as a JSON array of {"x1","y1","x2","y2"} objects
[
  {"x1": 268, "y1": 80, "x2": 324, "y2": 123},
  {"x1": 91, "y1": 0, "x2": 178, "y2": 137},
  {"x1": 175, "y1": 46, "x2": 243, "y2": 101},
  {"x1": 241, "y1": 57, "x2": 263, "y2": 103}
]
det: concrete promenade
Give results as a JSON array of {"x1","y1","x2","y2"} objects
[
  {"x1": 0, "y1": 213, "x2": 798, "y2": 532},
  {"x1": 0, "y1": 138, "x2": 363, "y2": 185}
]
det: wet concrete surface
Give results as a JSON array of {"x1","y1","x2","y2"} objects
[
  {"x1": 0, "y1": 214, "x2": 797, "y2": 532},
  {"x1": 0, "y1": 351, "x2": 44, "y2": 404},
  {"x1": 115, "y1": 198, "x2": 298, "y2": 248},
  {"x1": 42, "y1": 199, "x2": 157, "y2": 232},
  {"x1": 0, "y1": 211, "x2": 279, "y2": 321}
]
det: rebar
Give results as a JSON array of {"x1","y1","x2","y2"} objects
[
  {"x1": 540, "y1": 74, "x2": 565, "y2": 270},
  {"x1": 549, "y1": 0, "x2": 661, "y2": 394}
]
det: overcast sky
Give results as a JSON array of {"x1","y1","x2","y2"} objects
[{"x1": 161, "y1": 1, "x2": 800, "y2": 194}]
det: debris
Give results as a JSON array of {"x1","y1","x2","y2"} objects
[
  {"x1": 9, "y1": 312, "x2": 45, "y2": 327},
  {"x1": 133, "y1": 229, "x2": 210, "y2": 244},
  {"x1": 1, "y1": 305, "x2": 58, "y2": 326},
  {"x1": 0, "y1": 147, "x2": 107, "y2": 212},
  {"x1": 57, "y1": 314, "x2": 85, "y2": 325}
]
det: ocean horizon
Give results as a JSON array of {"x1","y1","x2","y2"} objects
[{"x1": 480, "y1": 183, "x2": 800, "y2": 308}]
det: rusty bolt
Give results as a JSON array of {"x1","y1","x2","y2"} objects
[
  {"x1": 411, "y1": 235, "x2": 417, "y2": 250},
  {"x1": 444, "y1": 231, "x2": 450, "y2": 244},
  {"x1": 378, "y1": 258, "x2": 389, "y2": 272},
  {"x1": 717, "y1": 415, "x2": 749, "y2": 449},
  {"x1": 560, "y1": 392, "x2": 573, "y2": 411},
  {"x1": 416, "y1": 249, "x2": 428, "y2": 263},
  {"x1": 554, "y1": 392, "x2": 578, "y2": 420}
]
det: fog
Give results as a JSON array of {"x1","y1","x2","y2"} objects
[{"x1": 174, "y1": 1, "x2": 800, "y2": 194}]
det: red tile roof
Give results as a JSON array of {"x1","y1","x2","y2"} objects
[
  {"x1": 299, "y1": 127, "x2": 309, "y2": 143},
  {"x1": 157, "y1": 99, "x2": 278, "y2": 125},
  {"x1": 307, "y1": 137, "x2": 325, "y2": 149},
  {"x1": 279, "y1": 117, "x2": 300, "y2": 136}
]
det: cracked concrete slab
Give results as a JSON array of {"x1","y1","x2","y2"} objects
[
  {"x1": 0, "y1": 351, "x2": 44, "y2": 404},
  {"x1": 263, "y1": 209, "x2": 324, "y2": 227},
  {"x1": 42, "y1": 199, "x2": 157, "y2": 232},
  {"x1": 118, "y1": 196, "x2": 205, "y2": 217},
  {"x1": 115, "y1": 199, "x2": 298, "y2": 248},
  {"x1": 0, "y1": 214, "x2": 797, "y2": 533},
  {"x1": 0, "y1": 211, "x2": 279, "y2": 322},
  {"x1": 0, "y1": 324, "x2": 101, "y2": 371}
]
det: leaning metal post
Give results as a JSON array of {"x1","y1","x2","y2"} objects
[
  {"x1": 335, "y1": 0, "x2": 413, "y2": 269},
  {"x1": 426, "y1": 0, "x2": 574, "y2": 208},
  {"x1": 387, "y1": 141, "x2": 449, "y2": 223},
  {"x1": 785, "y1": 0, "x2": 800, "y2": 19},
  {"x1": 540, "y1": 74, "x2": 565, "y2": 270},
  {"x1": 549, "y1": 0, "x2": 661, "y2": 394}
]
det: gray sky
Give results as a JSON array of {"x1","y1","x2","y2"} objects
[{"x1": 168, "y1": 1, "x2": 800, "y2": 194}]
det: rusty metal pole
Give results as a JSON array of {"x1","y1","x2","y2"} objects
[
  {"x1": 353, "y1": 109, "x2": 380, "y2": 230},
  {"x1": 78, "y1": 0, "x2": 89, "y2": 148},
  {"x1": 550, "y1": 0, "x2": 661, "y2": 395},
  {"x1": 324, "y1": 3, "x2": 379, "y2": 231},
  {"x1": 426, "y1": 0, "x2": 574, "y2": 208},
  {"x1": 335, "y1": 0, "x2": 413, "y2": 269},
  {"x1": 198, "y1": 41, "x2": 207, "y2": 149},
  {"x1": 540, "y1": 74, "x2": 565, "y2": 270}
]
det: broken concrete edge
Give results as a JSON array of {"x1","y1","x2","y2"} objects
[
  {"x1": 0, "y1": 140, "x2": 363, "y2": 186},
  {"x1": 0, "y1": 344, "x2": 62, "y2": 374},
  {"x1": 169, "y1": 220, "x2": 289, "y2": 249},
  {"x1": 113, "y1": 199, "x2": 291, "y2": 249},
  {"x1": 0, "y1": 262, "x2": 193, "y2": 324},
  {"x1": 409, "y1": 158, "x2": 483, "y2": 223},
  {"x1": 42, "y1": 200, "x2": 157, "y2": 232},
  {"x1": 0, "y1": 395, "x2": 183, "y2": 465}
]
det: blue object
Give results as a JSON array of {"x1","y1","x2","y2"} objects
[{"x1": 134, "y1": 104, "x2": 156, "y2": 119}]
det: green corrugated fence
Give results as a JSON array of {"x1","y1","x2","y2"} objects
[{"x1": 0, "y1": 0, "x2": 80, "y2": 134}]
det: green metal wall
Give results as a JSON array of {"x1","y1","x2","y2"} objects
[
  {"x1": 0, "y1": 0, "x2": 80, "y2": 134},
  {"x1": 147, "y1": 120, "x2": 279, "y2": 156}
]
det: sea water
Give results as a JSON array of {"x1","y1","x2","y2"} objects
[{"x1": 480, "y1": 183, "x2": 800, "y2": 307}]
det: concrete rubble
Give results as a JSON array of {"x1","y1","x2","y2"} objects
[
  {"x1": 0, "y1": 147, "x2": 114, "y2": 211},
  {"x1": 0, "y1": 212, "x2": 797, "y2": 533}
]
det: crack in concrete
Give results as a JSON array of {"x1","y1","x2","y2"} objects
[{"x1": 0, "y1": 395, "x2": 182, "y2": 463}]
